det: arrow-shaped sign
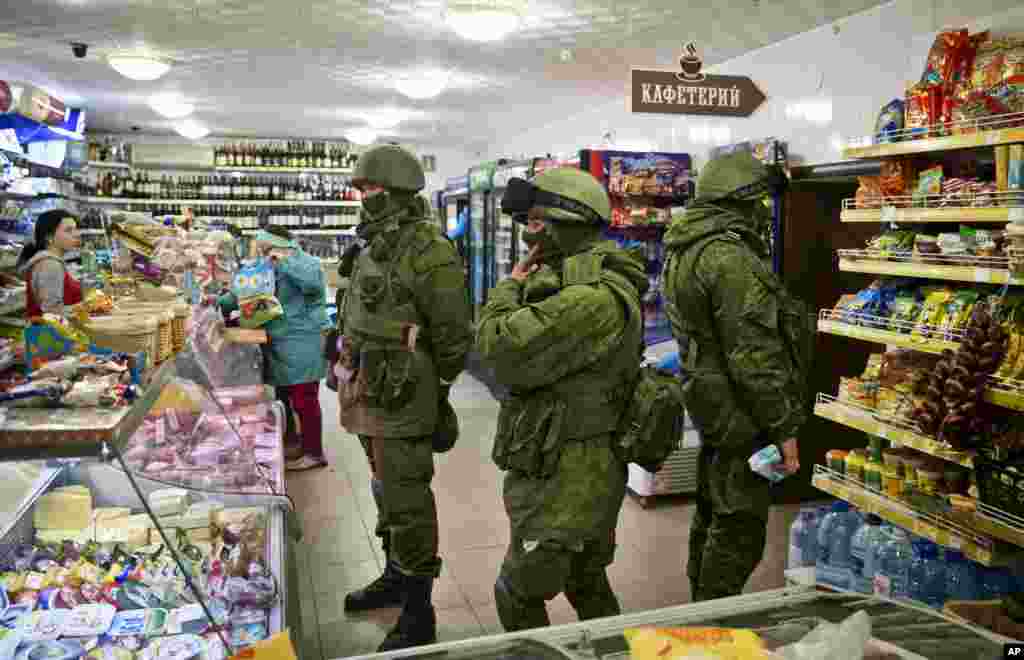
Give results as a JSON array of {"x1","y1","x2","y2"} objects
[{"x1": 629, "y1": 69, "x2": 767, "y2": 118}]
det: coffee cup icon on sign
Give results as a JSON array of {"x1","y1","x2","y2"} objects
[{"x1": 677, "y1": 42, "x2": 705, "y2": 82}]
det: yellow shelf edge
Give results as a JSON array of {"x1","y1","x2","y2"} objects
[
  {"x1": 814, "y1": 401, "x2": 975, "y2": 468},
  {"x1": 817, "y1": 319, "x2": 957, "y2": 355},
  {"x1": 840, "y1": 207, "x2": 1014, "y2": 224},
  {"x1": 811, "y1": 474, "x2": 998, "y2": 565},
  {"x1": 838, "y1": 259, "x2": 1017, "y2": 285},
  {"x1": 842, "y1": 127, "x2": 1024, "y2": 159}
]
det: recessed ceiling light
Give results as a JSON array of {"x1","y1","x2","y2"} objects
[
  {"x1": 446, "y1": 2, "x2": 521, "y2": 42},
  {"x1": 108, "y1": 53, "x2": 171, "y2": 81},
  {"x1": 175, "y1": 119, "x2": 209, "y2": 140},
  {"x1": 149, "y1": 93, "x2": 194, "y2": 119},
  {"x1": 395, "y1": 70, "x2": 450, "y2": 100},
  {"x1": 346, "y1": 127, "x2": 378, "y2": 145}
]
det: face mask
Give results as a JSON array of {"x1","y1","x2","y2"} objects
[
  {"x1": 361, "y1": 190, "x2": 391, "y2": 217},
  {"x1": 521, "y1": 225, "x2": 560, "y2": 259}
]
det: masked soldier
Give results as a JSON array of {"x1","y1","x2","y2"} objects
[
  {"x1": 661, "y1": 151, "x2": 811, "y2": 602},
  {"x1": 337, "y1": 145, "x2": 471, "y2": 651},
  {"x1": 476, "y1": 167, "x2": 647, "y2": 631}
]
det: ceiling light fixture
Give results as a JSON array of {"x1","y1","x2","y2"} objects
[
  {"x1": 175, "y1": 119, "x2": 209, "y2": 140},
  {"x1": 108, "y1": 53, "x2": 171, "y2": 81},
  {"x1": 149, "y1": 93, "x2": 193, "y2": 119},
  {"x1": 365, "y1": 109, "x2": 410, "y2": 130},
  {"x1": 395, "y1": 70, "x2": 451, "y2": 100},
  {"x1": 446, "y1": 1, "x2": 521, "y2": 42},
  {"x1": 346, "y1": 127, "x2": 379, "y2": 145}
]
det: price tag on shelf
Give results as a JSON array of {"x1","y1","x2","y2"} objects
[
  {"x1": 881, "y1": 206, "x2": 897, "y2": 223},
  {"x1": 987, "y1": 131, "x2": 1003, "y2": 146},
  {"x1": 975, "y1": 269, "x2": 996, "y2": 283},
  {"x1": 1010, "y1": 208, "x2": 1024, "y2": 223}
]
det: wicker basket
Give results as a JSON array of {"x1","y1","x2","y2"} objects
[
  {"x1": 171, "y1": 303, "x2": 190, "y2": 353},
  {"x1": 111, "y1": 302, "x2": 176, "y2": 363},
  {"x1": 79, "y1": 315, "x2": 159, "y2": 368}
]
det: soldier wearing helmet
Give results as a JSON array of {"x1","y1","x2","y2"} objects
[
  {"x1": 661, "y1": 151, "x2": 811, "y2": 602},
  {"x1": 337, "y1": 144, "x2": 471, "y2": 651},
  {"x1": 476, "y1": 167, "x2": 648, "y2": 631}
]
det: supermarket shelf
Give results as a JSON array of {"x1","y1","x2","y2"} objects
[
  {"x1": 974, "y1": 503, "x2": 1024, "y2": 549},
  {"x1": 817, "y1": 309, "x2": 960, "y2": 355},
  {"x1": 215, "y1": 165, "x2": 353, "y2": 174},
  {"x1": 291, "y1": 228, "x2": 356, "y2": 235},
  {"x1": 842, "y1": 112, "x2": 1024, "y2": 159},
  {"x1": 86, "y1": 160, "x2": 130, "y2": 169},
  {"x1": 837, "y1": 251, "x2": 1021, "y2": 285},
  {"x1": 78, "y1": 196, "x2": 361, "y2": 207},
  {"x1": 983, "y1": 376, "x2": 1024, "y2": 412},
  {"x1": 840, "y1": 193, "x2": 1024, "y2": 224},
  {"x1": 815, "y1": 395, "x2": 975, "y2": 468},
  {"x1": 812, "y1": 466, "x2": 1016, "y2": 566}
]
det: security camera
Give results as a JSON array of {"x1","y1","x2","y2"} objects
[{"x1": 71, "y1": 43, "x2": 88, "y2": 58}]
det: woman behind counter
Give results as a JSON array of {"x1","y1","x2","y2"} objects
[
  {"x1": 17, "y1": 210, "x2": 83, "y2": 318},
  {"x1": 220, "y1": 227, "x2": 329, "y2": 472}
]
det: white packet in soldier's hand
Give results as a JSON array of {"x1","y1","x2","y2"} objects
[{"x1": 750, "y1": 445, "x2": 786, "y2": 483}]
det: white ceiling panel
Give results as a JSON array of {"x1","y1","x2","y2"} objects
[{"x1": 0, "y1": 0, "x2": 897, "y2": 148}]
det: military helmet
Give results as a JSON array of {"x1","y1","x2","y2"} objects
[
  {"x1": 532, "y1": 167, "x2": 610, "y2": 224},
  {"x1": 432, "y1": 399, "x2": 459, "y2": 453},
  {"x1": 352, "y1": 144, "x2": 426, "y2": 193},
  {"x1": 696, "y1": 151, "x2": 772, "y2": 202}
]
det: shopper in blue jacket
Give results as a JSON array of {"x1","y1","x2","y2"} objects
[{"x1": 221, "y1": 227, "x2": 329, "y2": 471}]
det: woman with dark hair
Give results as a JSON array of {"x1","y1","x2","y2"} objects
[{"x1": 17, "y1": 210, "x2": 83, "y2": 318}]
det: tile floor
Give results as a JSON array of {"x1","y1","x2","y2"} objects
[{"x1": 287, "y1": 375, "x2": 803, "y2": 659}]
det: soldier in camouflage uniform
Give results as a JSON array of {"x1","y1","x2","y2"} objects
[
  {"x1": 661, "y1": 152, "x2": 807, "y2": 602},
  {"x1": 477, "y1": 168, "x2": 647, "y2": 631},
  {"x1": 337, "y1": 145, "x2": 472, "y2": 651}
]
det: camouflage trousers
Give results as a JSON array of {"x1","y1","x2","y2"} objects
[
  {"x1": 360, "y1": 435, "x2": 441, "y2": 578},
  {"x1": 687, "y1": 446, "x2": 770, "y2": 602},
  {"x1": 495, "y1": 434, "x2": 627, "y2": 631}
]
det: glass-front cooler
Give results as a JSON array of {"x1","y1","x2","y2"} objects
[
  {"x1": 490, "y1": 161, "x2": 531, "y2": 285},
  {"x1": 0, "y1": 304, "x2": 303, "y2": 660},
  {"x1": 468, "y1": 164, "x2": 496, "y2": 323}
]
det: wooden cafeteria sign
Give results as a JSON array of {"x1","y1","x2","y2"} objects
[{"x1": 630, "y1": 42, "x2": 766, "y2": 118}]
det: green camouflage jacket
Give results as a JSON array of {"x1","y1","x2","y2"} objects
[
  {"x1": 662, "y1": 203, "x2": 809, "y2": 457},
  {"x1": 338, "y1": 196, "x2": 472, "y2": 438}
]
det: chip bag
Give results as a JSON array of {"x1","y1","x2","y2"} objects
[{"x1": 623, "y1": 627, "x2": 769, "y2": 660}]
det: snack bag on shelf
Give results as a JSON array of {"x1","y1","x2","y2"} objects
[
  {"x1": 875, "y1": 99, "x2": 905, "y2": 143},
  {"x1": 889, "y1": 290, "x2": 923, "y2": 333},
  {"x1": 940, "y1": 289, "x2": 981, "y2": 340},
  {"x1": 623, "y1": 627, "x2": 769, "y2": 660},
  {"x1": 915, "y1": 165, "x2": 945, "y2": 201},
  {"x1": 880, "y1": 159, "x2": 911, "y2": 196},
  {"x1": 912, "y1": 288, "x2": 954, "y2": 339},
  {"x1": 913, "y1": 234, "x2": 941, "y2": 263},
  {"x1": 904, "y1": 84, "x2": 931, "y2": 138},
  {"x1": 855, "y1": 177, "x2": 884, "y2": 208}
]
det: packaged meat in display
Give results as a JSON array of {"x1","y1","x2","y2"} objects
[{"x1": 179, "y1": 305, "x2": 262, "y2": 389}]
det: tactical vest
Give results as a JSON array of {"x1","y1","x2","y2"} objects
[
  {"x1": 664, "y1": 232, "x2": 814, "y2": 416},
  {"x1": 338, "y1": 220, "x2": 440, "y2": 438},
  {"x1": 502, "y1": 251, "x2": 642, "y2": 442}
]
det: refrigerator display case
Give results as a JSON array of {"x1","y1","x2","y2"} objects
[
  {"x1": 490, "y1": 161, "x2": 532, "y2": 285},
  {"x1": 343, "y1": 587, "x2": 1014, "y2": 659},
  {"x1": 468, "y1": 164, "x2": 497, "y2": 323},
  {"x1": 0, "y1": 311, "x2": 303, "y2": 660}
]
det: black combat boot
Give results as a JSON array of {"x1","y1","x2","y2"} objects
[
  {"x1": 377, "y1": 575, "x2": 437, "y2": 652},
  {"x1": 344, "y1": 537, "x2": 404, "y2": 612}
]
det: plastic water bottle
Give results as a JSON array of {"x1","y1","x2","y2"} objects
[
  {"x1": 788, "y1": 511, "x2": 809, "y2": 569},
  {"x1": 874, "y1": 527, "x2": 913, "y2": 599},
  {"x1": 816, "y1": 502, "x2": 856, "y2": 589},
  {"x1": 802, "y1": 509, "x2": 820, "y2": 566},
  {"x1": 944, "y1": 549, "x2": 979, "y2": 602},
  {"x1": 909, "y1": 540, "x2": 947, "y2": 608},
  {"x1": 849, "y1": 514, "x2": 886, "y2": 593},
  {"x1": 980, "y1": 567, "x2": 1015, "y2": 600}
]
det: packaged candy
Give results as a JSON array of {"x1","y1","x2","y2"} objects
[
  {"x1": 916, "y1": 165, "x2": 945, "y2": 200},
  {"x1": 232, "y1": 259, "x2": 284, "y2": 329},
  {"x1": 230, "y1": 622, "x2": 269, "y2": 648},
  {"x1": 624, "y1": 627, "x2": 769, "y2": 660},
  {"x1": 875, "y1": 99, "x2": 905, "y2": 142},
  {"x1": 904, "y1": 84, "x2": 931, "y2": 138},
  {"x1": 62, "y1": 603, "x2": 116, "y2": 637},
  {"x1": 15, "y1": 640, "x2": 85, "y2": 660},
  {"x1": 110, "y1": 608, "x2": 168, "y2": 638},
  {"x1": 21, "y1": 609, "x2": 68, "y2": 642},
  {"x1": 139, "y1": 634, "x2": 204, "y2": 660}
]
